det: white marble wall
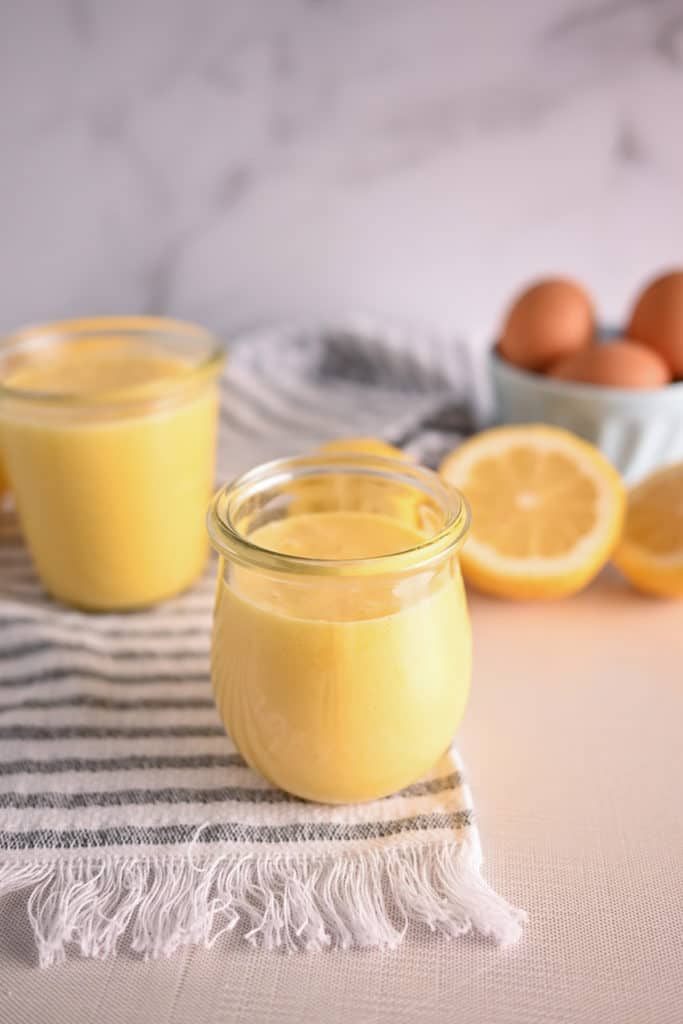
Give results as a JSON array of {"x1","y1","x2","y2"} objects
[{"x1": 2, "y1": 0, "x2": 683, "y2": 354}]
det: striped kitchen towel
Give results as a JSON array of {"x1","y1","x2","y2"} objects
[{"x1": 0, "y1": 319, "x2": 525, "y2": 966}]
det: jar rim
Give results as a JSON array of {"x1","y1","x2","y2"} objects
[
  {"x1": 207, "y1": 453, "x2": 470, "y2": 577},
  {"x1": 0, "y1": 316, "x2": 225, "y2": 408}
]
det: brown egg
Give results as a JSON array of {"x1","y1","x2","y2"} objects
[
  {"x1": 498, "y1": 278, "x2": 594, "y2": 371},
  {"x1": 547, "y1": 339, "x2": 672, "y2": 389},
  {"x1": 627, "y1": 269, "x2": 683, "y2": 376}
]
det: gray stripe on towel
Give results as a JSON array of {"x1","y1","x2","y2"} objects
[
  {"x1": 0, "y1": 695, "x2": 215, "y2": 714},
  {"x1": 0, "y1": 773, "x2": 463, "y2": 810},
  {"x1": 0, "y1": 754, "x2": 246, "y2": 776},
  {"x1": 0, "y1": 810, "x2": 473, "y2": 851},
  {"x1": 0, "y1": 668, "x2": 209, "y2": 689},
  {"x1": 0, "y1": 725, "x2": 225, "y2": 740},
  {"x1": 0, "y1": 640, "x2": 209, "y2": 660}
]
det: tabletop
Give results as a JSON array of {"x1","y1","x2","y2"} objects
[
  {"x1": 1, "y1": 2, "x2": 682, "y2": 1018},
  {"x1": 1, "y1": 569, "x2": 681, "y2": 1024}
]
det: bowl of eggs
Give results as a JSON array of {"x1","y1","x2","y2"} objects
[{"x1": 491, "y1": 270, "x2": 683, "y2": 482}]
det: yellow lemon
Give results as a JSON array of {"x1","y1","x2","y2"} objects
[
  {"x1": 613, "y1": 461, "x2": 683, "y2": 598},
  {"x1": 288, "y1": 437, "x2": 417, "y2": 524},
  {"x1": 316, "y1": 437, "x2": 410, "y2": 460},
  {"x1": 440, "y1": 424, "x2": 625, "y2": 599}
]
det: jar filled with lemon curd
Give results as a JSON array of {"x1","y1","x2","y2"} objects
[
  {"x1": 208, "y1": 454, "x2": 472, "y2": 804},
  {"x1": 0, "y1": 317, "x2": 224, "y2": 610}
]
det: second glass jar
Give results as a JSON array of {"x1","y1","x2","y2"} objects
[{"x1": 0, "y1": 316, "x2": 224, "y2": 610}]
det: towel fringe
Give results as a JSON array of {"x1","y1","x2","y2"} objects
[{"x1": 0, "y1": 840, "x2": 525, "y2": 966}]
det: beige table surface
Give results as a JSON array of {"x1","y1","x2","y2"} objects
[{"x1": 1, "y1": 570, "x2": 681, "y2": 1024}]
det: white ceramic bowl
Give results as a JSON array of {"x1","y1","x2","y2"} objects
[{"x1": 491, "y1": 347, "x2": 683, "y2": 483}]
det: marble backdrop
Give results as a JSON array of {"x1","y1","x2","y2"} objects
[{"x1": 1, "y1": 0, "x2": 683, "y2": 358}]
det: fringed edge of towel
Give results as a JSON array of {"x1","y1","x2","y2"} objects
[{"x1": 0, "y1": 840, "x2": 526, "y2": 967}]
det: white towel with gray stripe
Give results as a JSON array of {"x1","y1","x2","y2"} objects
[{"x1": 0, "y1": 319, "x2": 525, "y2": 966}]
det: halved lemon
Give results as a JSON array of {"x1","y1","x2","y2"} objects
[
  {"x1": 613, "y1": 461, "x2": 683, "y2": 598},
  {"x1": 440, "y1": 424, "x2": 625, "y2": 599}
]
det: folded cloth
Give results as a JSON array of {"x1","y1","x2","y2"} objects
[{"x1": 0, "y1": 320, "x2": 525, "y2": 965}]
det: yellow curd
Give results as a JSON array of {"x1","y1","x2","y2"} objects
[
  {"x1": 0, "y1": 318, "x2": 223, "y2": 609},
  {"x1": 209, "y1": 456, "x2": 471, "y2": 803}
]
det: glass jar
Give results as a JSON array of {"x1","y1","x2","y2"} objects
[
  {"x1": 0, "y1": 316, "x2": 224, "y2": 610},
  {"x1": 208, "y1": 454, "x2": 471, "y2": 803}
]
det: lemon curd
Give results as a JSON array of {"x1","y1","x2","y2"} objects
[
  {"x1": 209, "y1": 458, "x2": 471, "y2": 804},
  {"x1": 0, "y1": 318, "x2": 223, "y2": 610}
]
